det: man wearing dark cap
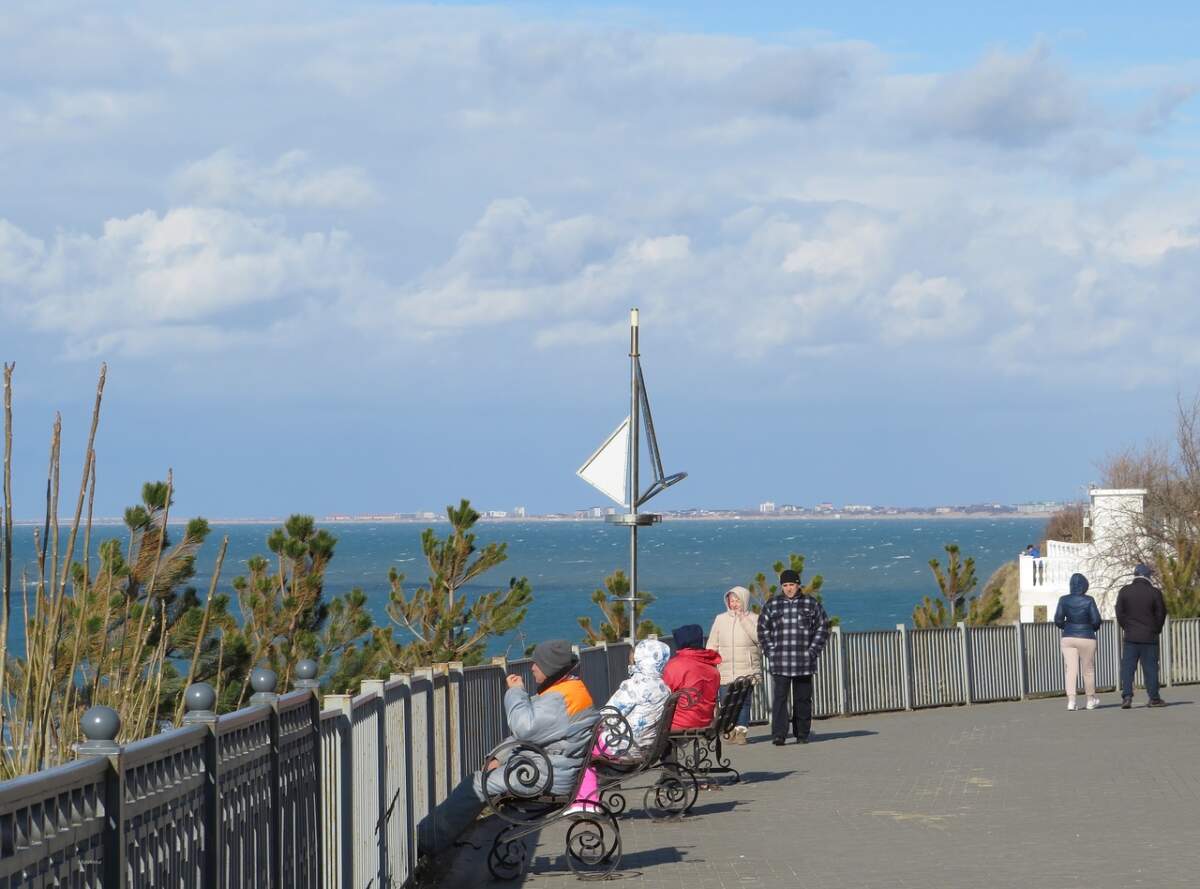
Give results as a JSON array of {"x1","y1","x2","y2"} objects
[
  {"x1": 1115, "y1": 564, "x2": 1168, "y2": 708},
  {"x1": 663, "y1": 624, "x2": 722, "y2": 729},
  {"x1": 418, "y1": 639, "x2": 597, "y2": 857},
  {"x1": 758, "y1": 569, "x2": 831, "y2": 744}
]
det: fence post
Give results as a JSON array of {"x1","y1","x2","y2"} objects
[
  {"x1": 76, "y1": 706, "x2": 124, "y2": 889},
  {"x1": 833, "y1": 625, "x2": 848, "y2": 715},
  {"x1": 325, "y1": 692, "x2": 355, "y2": 889},
  {"x1": 1162, "y1": 615, "x2": 1173, "y2": 687},
  {"x1": 292, "y1": 661, "x2": 323, "y2": 889},
  {"x1": 447, "y1": 662, "x2": 464, "y2": 785},
  {"x1": 182, "y1": 684, "x2": 220, "y2": 886},
  {"x1": 896, "y1": 624, "x2": 912, "y2": 711},
  {"x1": 1013, "y1": 621, "x2": 1027, "y2": 700},
  {"x1": 249, "y1": 668, "x2": 283, "y2": 889},
  {"x1": 957, "y1": 622, "x2": 973, "y2": 705}
]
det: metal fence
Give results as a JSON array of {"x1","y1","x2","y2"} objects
[{"x1": 0, "y1": 678, "x2": 321, "y2": 889}]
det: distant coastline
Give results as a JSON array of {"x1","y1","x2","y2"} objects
[{"x1": 10, "y1": 512, "x2": 1050, "y2": 526}]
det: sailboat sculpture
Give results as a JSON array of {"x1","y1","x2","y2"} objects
[{"x1": 576, "y1": 308, "x2": 687, "y2": 645}]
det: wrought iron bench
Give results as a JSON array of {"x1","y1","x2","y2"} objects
[
  {"x1": 481, "y1": 707, "x2": 633, "y2": 881},
  {"x1": 595, "y1": 689, "x2": 700, "y2": 822},
  {"x1": 667, "y1": 675, "x2": 755, "y2": 784}
]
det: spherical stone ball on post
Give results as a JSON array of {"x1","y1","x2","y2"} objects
[
  {"x1": 249, "y1": 667, "x2": 279, "y2": 705},
  {"x1": 76, "y1": 705, "x2": 121, "y2": 756},
  {"x1": 182, "y1": 682, "x2": 218, "y2": 725},
  {"x1": 294, "y1": 658, "x2": 320, "y2": 692}
]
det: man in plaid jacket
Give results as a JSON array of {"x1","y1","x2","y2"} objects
[{"x1": 757, "y1": 568, "x2": 831, "y2": 745}]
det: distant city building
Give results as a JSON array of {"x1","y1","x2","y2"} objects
[
  {"x1": 759, "y1": 501, "x2": 776, "y2": 514},
  {"x1": 1016, "y1": 501, "x2": 1062, "y2": 514},
  {"x1": 814, "y1": 502, "x2": 835, "y2": 513},
  {"x1": 934, "y1": 507, "x2": 953, "y2": 514},
  {"x1": 590, "y1": 506, "x2": 605, "y2": 519},
  {"x1": 779, "y1": 503, "x2": 801, "y2": 513},
  {"x1": 485, "y1": 510, "x2": 508, "y2": 519},
  {"x1": 843, "y1": 504, "x2": 873, "y2": 513},
  {"x1": 513, "y1": 506, "x2": 527, "y2": 518}
]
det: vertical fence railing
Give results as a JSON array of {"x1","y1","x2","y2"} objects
[
  {"x1": 967, "y1": 624, "x2": 1022, "y2": 702},
  {"x1": 578, "y1": 644, "x2": 611, "y2": 705},
  {"x1": 844, "y1": 629, "x2": 906, "y2": 714},
  {"x1": 909, "y1": 627, "x2": 967, "y2": 708},
  {"x1": 1170, "y1": 617, "x2": 1200, "y2": 683}
]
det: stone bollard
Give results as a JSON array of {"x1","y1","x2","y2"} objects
[
  {"x1": 249, "y1": 667, "x2": 279, "y2": 705},
  {"x1": 293, "y1": 658, "x2": 320, "y2": 692},
  {"x1": 77, "y1": 705, "x2": 121, "y2": 756},
  {"x1": 182, "y1": 682, "x2": 218, "y2": 725}
]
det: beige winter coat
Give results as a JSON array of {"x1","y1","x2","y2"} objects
[{"x1": 707, "y1": 586, "x2": 762, "y2": 685}]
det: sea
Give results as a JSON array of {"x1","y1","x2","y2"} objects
[{"x1": 4, "y1": 517, "x2": 1042, "y2": 656}]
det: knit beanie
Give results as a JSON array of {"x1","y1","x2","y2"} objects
[
  {"x1": 1134, "y1": 563, "x2": 1154, "y2": 579},
  {"x1": 672, "y1": 624, "x2": 704, "y2": 650},
  {"x1": 779, "y1": 569, "x2": 801, "y2": 585},
  {"x1": 532, "y1": 639, "x2": 576, "y2": 681}
]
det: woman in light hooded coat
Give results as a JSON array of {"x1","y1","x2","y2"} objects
[{"x1": 706, "y1": 585, "x2": 761, "y2": 743}]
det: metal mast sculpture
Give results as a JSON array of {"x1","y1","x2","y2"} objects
[{"x1": 577, "y1": 308, "x2": 687, "y2": 646}]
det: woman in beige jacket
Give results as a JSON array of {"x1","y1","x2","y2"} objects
[{"x1": 706, "y1": 585, "x2": 761, "y2": 743}]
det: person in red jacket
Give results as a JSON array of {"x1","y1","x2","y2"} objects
[{"x1": 663, "y1": 624, "x2": 722, "y2": 729}]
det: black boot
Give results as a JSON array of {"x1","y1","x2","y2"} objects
[{"x1": 1120, "y1": 697, "x2": 1132, "y2": 709}]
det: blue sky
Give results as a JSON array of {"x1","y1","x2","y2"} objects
[{"x1": 2, "y1": 1, "x2": 1199, "y2": 518}]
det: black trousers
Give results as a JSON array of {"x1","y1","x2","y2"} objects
[{"x1": 771, "y1": 673, "x2": 814, "y2": 740}]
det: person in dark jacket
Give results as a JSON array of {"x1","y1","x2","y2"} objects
[
  {"x1": 1115, "y1": 563, "x2": 1168, "y2": 708},
  {"x1": 1054, "y1": 573, "x2": 1103, "y2": 711},
  {"x1": 757, "y1": 569, "x2": 831, "y2": 745},
  {"x1": 663, "y1": 624, "x2": 722, "y2": 729}
]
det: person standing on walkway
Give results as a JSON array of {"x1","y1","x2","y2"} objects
[
  {"x1": 1054, "y1": 572, "x2": 1102, "y2": 711},
  {"x1": 757, "y1": 568, "x2": 831, "y2": 745},
  {"x1": 1115, "y1": 563, "x2": 1168, "y2": 709},
  {"x1": 707, "y1": 585, "x2": 761, "y2": 744}
]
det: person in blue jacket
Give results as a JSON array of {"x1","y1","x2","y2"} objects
[{"x1": 1054, "y1": 573, "x2": 1103, "y2": 711}]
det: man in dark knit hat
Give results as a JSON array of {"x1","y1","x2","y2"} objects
[
  {"x1": 757, "y1": 569, "x2": 831, "y2": 745},
  {"x1": 418, "y1": 639, "x2": 597, "y2": 857},
  {"x1": 1115, "y1": 564, "x2": 1168, "y2": 708}
]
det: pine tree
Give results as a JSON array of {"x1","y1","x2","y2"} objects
[
  {"x1": 913, "y1": 543, "x2": 982, "y2": 628},
  {"x1": 383, "y1": 499, "x2": 532, "y2": 670},
  {"x1": 223, "y1": 515, "x2": 372, "y2": 709},
  {"x1": 578, "y1": 569, "x2": 662, "y2": 644}
]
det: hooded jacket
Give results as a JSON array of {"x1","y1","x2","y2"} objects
[
  {"x1": 605, "y1": 639, "x2": 672, "y2": 750},
  {"x1": 1054, "y1": 574, "x2": 1102, "y2": 640},
  {"x1": 707, "y1": 586, "x2": 762, "y2": 684},
  {"x1": 663, "y1": 647, "x2": 722, "y2": 729}
]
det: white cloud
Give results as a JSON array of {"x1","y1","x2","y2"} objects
[
  {"x1": 1, "y1": 207, "x2": 359, "y2": 355},
  {"x1": 173, "y1": 149, "x2": 378, "y2": 209},
  {"x1": 0, "y1": 5, "x2": 1197, "y2": 391}
]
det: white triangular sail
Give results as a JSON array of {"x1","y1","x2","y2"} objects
[{"x1": 576, "y1": 417, "x2": 629, "y2": 506}]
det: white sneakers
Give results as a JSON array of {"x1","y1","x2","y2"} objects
[
  {"x1": 1067, "y1": 700, "x2": 1077, "y2": 711},
  {"x1": 1086, "y1": 697, "x2": 1099, "y2": 710}
]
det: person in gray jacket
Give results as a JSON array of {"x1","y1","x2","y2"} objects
[
  {"x1": 418, "y1": 639, "x2": 599, "y2": 856},
  {"x1": 1054, "y1": 573, "x2": 1103, "y2": 711}
]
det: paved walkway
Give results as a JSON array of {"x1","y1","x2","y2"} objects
[{"x1": 437, "y1": 693, "x2": 1200, "y2": 888}]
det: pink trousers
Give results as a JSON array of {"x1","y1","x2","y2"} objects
[{"x1": 1061, "y1": 637, "x2": 1097, "y2": 700}]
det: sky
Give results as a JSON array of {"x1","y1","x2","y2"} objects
[{"x1": 2, "y1": 1, "x2": 1200, "y2": 519}]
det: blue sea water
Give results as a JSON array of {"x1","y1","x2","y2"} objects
[{"x1": 4, "y1": 518, "x2": 1042, "y2": 656}]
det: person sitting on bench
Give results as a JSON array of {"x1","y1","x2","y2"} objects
[{"x1": 418, "y1": 640, "x2": 597, "y2": 856}]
